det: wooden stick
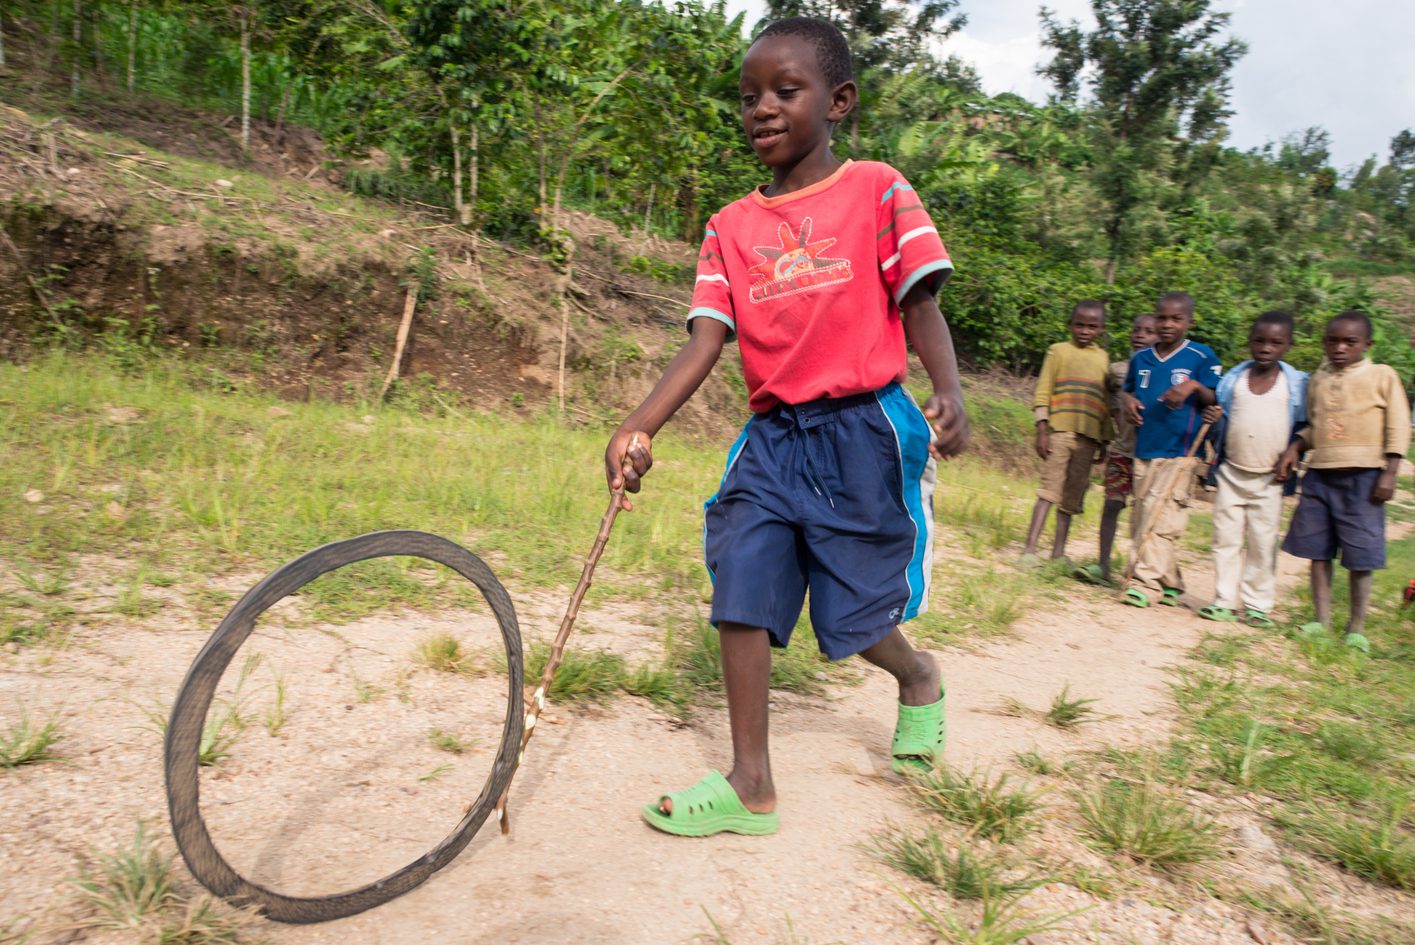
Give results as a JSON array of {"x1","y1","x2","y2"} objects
[
  {"x1": 495, "y1": 449, "x2": 634, "y2": 834},
  {"x1": 378, "y1": 279, "x2": 420, "y2": 402},
  {"x1": 1123, "y1": 420, "x2": 1213, "y2": 586}
]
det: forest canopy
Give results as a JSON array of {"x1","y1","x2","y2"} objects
[{"x1": 3, "y1": 0, "x2": 1414, "y2": 376}]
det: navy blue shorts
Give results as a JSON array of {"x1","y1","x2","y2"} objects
[
  {"x1": 703, "y1": 382, "x2": 937, "y2": 660},
  {"x1": 1281, "y1": 468, "x2": 1387, "y2": 570}
]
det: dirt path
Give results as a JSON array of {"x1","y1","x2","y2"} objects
[{"x1": 1, "y1": 526, "x2": 1316, "y2": 945}]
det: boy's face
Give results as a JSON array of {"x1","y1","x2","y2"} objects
[
  {"x1": 1153, "y1": 300, "x2": 1192, "y2": 346},
  {"x1": 1323, "y1": 318, "x2": 1371, "y2": 367},
  {"x1": 1130, "y1": 316, "x2": 1158, "y2": 351},
  {"x1": 1249, "y1": 322, "x2": 1293, "y2": 367},
  {"x1": 1069, "y1": 308, "x2": 1104, "y2": 347},
  {"x1": 739, "y1": 35, "x2": 854, "y2": 171}
]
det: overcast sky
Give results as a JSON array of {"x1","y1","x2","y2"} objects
[{"x1": 721, "y1": 0, "x2": 1415, "y2": 172}]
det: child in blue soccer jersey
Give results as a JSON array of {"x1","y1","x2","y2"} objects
[{"x1": 1121, "y1": 292, "x2": 1222, "y2": 607}]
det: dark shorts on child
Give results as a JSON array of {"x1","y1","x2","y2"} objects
[
  {"x1": 1104, "y1": 451, "x2": 1134, "y2": 503},
  {"x1": 1281, "y1": 468, "x2": 1387, "y2": 570},
  {"x1": 703, "y1": 382, "x2": 936, "y2": 660}
]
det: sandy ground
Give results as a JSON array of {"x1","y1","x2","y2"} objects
[{"x1": 1, "y1": 518, "x2": 1408, "y2": 945}]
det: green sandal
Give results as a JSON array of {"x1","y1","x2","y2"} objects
[
  {"x1": 892, "y1": 686, "x2": 947, "y2": 775},
  {"x1": 1292, "y1": 621, "x2": 1327, "y2": 642},
  {"x1": 1198, "y1": 605, "x2": 1238, "y2": 622},
  {"x1": 1343, "y1": 632, "x2": 1370, "y2": 654},
  {"x1": 1072, "y1": 563, "x2": 1116, "y2": 588},
  {"x1": 1158, "y1": 588, "x2": 1182, "y2": 607},
  {"x1": 641, "y1": 770, "x2": 778, "y2": 837},
  {"x1": 1244, "y1": 609, "x2": 1275, "y2": 629},
  {"x1": 1122, "y1": 588, "x2": 1150, "y2": 608}
]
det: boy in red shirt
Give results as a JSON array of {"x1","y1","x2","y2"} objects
[{"x1": 604, "y1": 17, "x2": 968, "y2": 837}]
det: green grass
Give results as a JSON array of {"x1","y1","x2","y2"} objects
[
  {"x1": 1044, "y1": 686, "x2": 1101, "y2": 730},
  {"x1": 427, "y1": 728, "x2": 470, "y2": 754},
  {"x1": 1074, "y1": 778, "x2": 1221, "y2": 868},
  {"x1": 0, "y1": 711, "x2": 62, "y2": 768},
  {"x1": 907, "y1": 767, "x2": 1043, "y2": 843},
  {"x1": 894, "y1": 883, "x2": 1086, "y2": 945},
  {"x1": 1281, "y1": 798, "x2": 1415, "y2": 891},
  {"x1": 871, "y1": 828, "x2": 1047, "y2": 899},
  {"x1": 412, "y1": 633, "x2": 486, "y2": 676},
  {"x1": 71, "y1": 824, "x2": 252, "y2": 942},
  {"x1": 1012, "y1": 750, "x2": 1072, "y2": 777}
]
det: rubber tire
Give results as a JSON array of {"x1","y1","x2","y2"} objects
[{"x1": 164, "y1": 531, "x2": 524, "y2": 924}]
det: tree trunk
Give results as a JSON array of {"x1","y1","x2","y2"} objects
[
  {"x1": 126, "y1": 0, "x2": 138, "y2": 92},
  {"x1": 275, "y1": 82, "x2": 290, "y2": 135},
  {"x1": 468, "y1": 122, "x2": 479, "y2": 224},
  {"x1": 450, "y1": 122, "x2": 465, "y2": 224},
  {"x1": 239, "y1": 8, "x2": 251, "y2": 152},
  {"x1": 555, "y1": 242, "x2": 576, "y2": 413},
  {"x1": 1, "y1": 1, "x2": 8, "y2": 69},
  {"x1": 70, "y1": 0, "x2": 81, "y2": 99}
]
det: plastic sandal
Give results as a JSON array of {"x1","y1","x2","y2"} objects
[
  {"x1": 892, "y1": 685, "x2": 947, "y2": 775},
  {"x1": 641, "y1": 770, "x2": 779, "y2": 837},
  {"x1": 1198, "y1": 605, "x2": 1238, "y2": 622},
  {"x1": 1292, "y1": 621, "x2": 1327, "y2": 642},
  {"x1": 1072, "y1": 563, "x2": 1116, "y2": 588},
  {"x1": 1158, "y1": 588, "x2": 1182, "y2": 607},
  {"x1": 1244, "y1": 609, "x2": 1275, "y2": 629},
  {"x1": 1122, "y1": 588, "x2": 1150, "y2": 608},
  {"x1": 1343, "y1": 633, "x2": 1370, "y2": 654}
]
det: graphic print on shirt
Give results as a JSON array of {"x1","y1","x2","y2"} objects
[
  {"x1": 747, "y1": 216, "x2": 854, "y2": 303},
  {"x1": 1170, "y1": 368, "x2": 1192, "y2": 387}
]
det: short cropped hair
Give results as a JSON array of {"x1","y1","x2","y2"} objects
[
  {"x1": 1159, "y1": 291, "x2": 1195, "y2": 315},
  {"x1": 756, "y1": 17, "x2": 855, "y2": 89},
  {"x1": 1328, "y1": 310, "x2": 1374, "y2": 340},
  {"x1": 1071, "y1": 300, "x2": 1105, "y2": 321},
  {"x1": 1252, "y1": 310, "x2": 1295, "y2": 338}
]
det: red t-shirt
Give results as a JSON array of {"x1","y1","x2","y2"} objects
[{"x1": 689, "y1": 160, "x2": 953, "y2": 413}]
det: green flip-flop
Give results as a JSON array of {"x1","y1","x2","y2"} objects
[
  {"x1": 892, "y1": 685, "x2": 946, "y2": 775},
  {"x1": 1343, "y1": 632, "x2": 1370, "y2": 654},
  {"x1": 1158, "y1": 588, "x2": 1182, "y2": 607},
  {"x1": 1122, "y1": 588, "x2": 1150, "y2": 608},
  {"x1": 1198, "y1": 605, "x2": 1238, "y2": 622},
  {"x1": 1072, "y1": 563, "x2": 1116, "y2": 588},
  {"x1": 1292, "y1": 621, "x2": 1327, "y2": 642},
  {"x1": 1244, "y1": 609, "x2": 1275, "y2": 629},
  {"x1": 641, "y1": 770, "x2": 778, "y2": 837}
]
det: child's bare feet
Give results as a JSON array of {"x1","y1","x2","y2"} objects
[{"x1": 657, "y1": 769, "x2": 775, "y2": 815}]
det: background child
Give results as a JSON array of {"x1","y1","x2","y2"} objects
[
  {"x1": 1121, "y1": 291, "x2": 1222, "y2": 607},
  {"x1": 1199, "y1": 311, "x2": 1306, "y2": 628},
  {"x1": 1075, "y1": 313, "x2": 1158, "y2": 586},
  {"x1": 1277, "y1": 311, "x2": 1410, "y2": 651},
  {"x1": 1021, "y1": 301, "x2": 1109, "y2": 566},
  {"x1": 605, "y1": 17, "x2": 969, "y2": 837}
]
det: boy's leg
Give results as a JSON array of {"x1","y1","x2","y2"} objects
[
  {"x1": 1241, "y1": 476, "x2": 1285, "y2": 614},
  {"x1": 1310, "y1": 559, "x2": 1334, "y2": 628},
  {"x1": 1347, "y1": 570, "x2": 1374, "y2": 636},
  {"x1": 1022, "y1": 499, "x2": 1053, "y2": 556},
  {"x1": 1050, "y1": 511, "x2": 1072, "y2": 559},
  {"x1": 653, "y1": 622, "x2": 776, "y2": 817},
  {"x1": 1130, "y1": 458, "x2": 1192, "y2": 593},
  {"x1": 1098, "y1": 499, "x2": 1125, "y2": 579},
  {"x1": 857, "y1": 627, "x2": 940, "y2": 706},
  {"x1": 1210, "y1": 465, "x2": 1245, "y2": 610}
]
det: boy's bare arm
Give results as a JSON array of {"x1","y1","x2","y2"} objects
[
  {"x1": 605, "y1": 318, "x2": 730, "y2": 509},
  {"x1": 899, "y1": 284, "x2": 969, "y2": 459},
  {"x1": 1373, "y1": 455, "x2": 1401, "y2": 503},
  {"x1": 1158, "y1": 378, "x2": 1216, "y2": 409}
]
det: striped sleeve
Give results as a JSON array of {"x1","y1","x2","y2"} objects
[
  {"x1": 686, "y1": 216, "x2": 736, "y2": 340},
  {"x1": 875, "y1": 171, "x2": 953, "y2": 304}
]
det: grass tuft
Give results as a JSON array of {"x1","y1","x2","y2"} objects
[
  {"x1": 1283, "y1": 798, "x2": 1415, "y2": 890},
  {"x1": 1074, "y1": 778, "x2": 1221, "y2": 867},
  {"x1": 1044, "y1": 686, "x2": 1101, "y2": 730},
  {"x1": 871, "y1": 828, "x2": 1047, "y2": 899},
  {"x1": 427, "y1": 728, "x2": 470, "y2": 754},
  {"x1": 908, "y1": 767, "x2": 1043, "y2": 843},
  {"x1": 894, "y1": 882, "x2": 1087, "y2": 945},
  {"x1": 412, "y1": 633, "x2": 485, "y2": 676},
  {"x1": 0, "y1": 712, "x2": 62, "y2": 768}
]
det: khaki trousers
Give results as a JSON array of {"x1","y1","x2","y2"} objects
[
  {"x1": 1128, "y1": 456, "x2": 1200, "y2": 593},
  {"x1": 1211, "y1": 464, "x2": 1284, "y2": 612}
]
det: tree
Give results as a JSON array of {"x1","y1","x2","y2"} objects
[
  {"x1": 1391, "y1": 129, "x2": 1415, "y2": 170},
  {"x1": 1039, "y1": 0, "x2": 1247, "y2": 281},
  {"x1": 1277, "y1": 127, "x2": 1332, "y2": 176}
]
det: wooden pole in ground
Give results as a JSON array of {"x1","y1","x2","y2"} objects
[{"x1": 378, "y1": 278, "x2": 420, "y2": 402}]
